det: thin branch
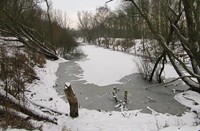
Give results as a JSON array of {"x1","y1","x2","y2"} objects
[
  {"x1": 144, "y1": 75, "x2": 195, "y2": 89},
  {"x1": 105, "y1": 0, "x2": 114, "y2": 4},
  {"x1": 125, "y1": 0, "x2": 200, "y2": 79}
]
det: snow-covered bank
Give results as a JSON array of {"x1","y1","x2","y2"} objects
[
  {"x1": 3, "y1": 43, "x2": 198, "y2": 130},
  {"x1": 76, "y1": 44, "x2": 140, "y2": 86},
  {"x1": 44, "y1": 108, "x2": 199, "y2": 131},
  {"x1": 25, "y1": 58, "x2": 70, "y2": 114}
]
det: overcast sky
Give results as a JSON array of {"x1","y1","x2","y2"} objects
[{"x1": 51, "y1": 0, "x2": 120, "y2": 28}]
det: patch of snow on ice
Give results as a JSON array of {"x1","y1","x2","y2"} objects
[
  {"x1": 76, "y1": 45, "x2": 140, "y2": 86},
  {"x1": 175, "y1": 90, "x2": 200, "y2": 113}
]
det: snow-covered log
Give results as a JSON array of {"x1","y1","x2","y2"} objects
[
  {"x1": 112, "y1": 87, "x2": 119, "y2": 103},
  {"x1": 112, "y1": 88, "x2": 127, "y2": 111},
  {"x1": 0, "y1": 105, "x2": 42, "y2": 128},
  {"x1": 0, "y1": 89, "x2": 57, "y2": 124},
  {"x1": 0, "y1": 105, "x2": 29, "y2": 119},
  {"x1": 168, "y1": 55, "x2": 200, "y2": 93}
]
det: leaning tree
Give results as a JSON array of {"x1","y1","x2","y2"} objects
[
  {"x1": 120, "y1": 0, "x2": 200, "y2": 92},
  {"x1": 0, "y1": 0, "x2": 58, "y2": 60}
]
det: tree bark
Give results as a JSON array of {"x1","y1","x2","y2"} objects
[
  {"x1": 64, "y1": 83, "x2": 79, "y2": 118},
  {"x1": 168, "y1": 54, "x2": 200, "y2": 93},
  {"x1": 149, "y1": 51, "x2": 165, "y2": 83},
  {"x1": 158, "y1": 53, "x2": 166, "y2": 83}
]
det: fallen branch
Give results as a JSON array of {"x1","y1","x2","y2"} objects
[
  {"x1": 0, "y1": 105, "x2": 29, "y2": 119},
  {"x1": 112, "y1": 87, "x2": 127, "y2": 111},
  {"x1": 0, "y1": 11, "x2": 59, "y2": 60},
  {"x1": 0, "y1": 105, "x2": 42, "y2": 129},
  {"x1": 0, "y1": 89, "x2": 57, "y2": 124}
]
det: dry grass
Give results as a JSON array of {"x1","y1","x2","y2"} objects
[
  {"x1": 136, "y1": 58, "x2": 162, "y2": 83},
  {"x1": 0, "y1": 112, "x2": 35, "y2": 130},
  {"x1": 33, "y1": 52, "x2": 46, "y2": 68},
  {"x1": 136, "y1": 59, "x2": 153, "y2": 80}
]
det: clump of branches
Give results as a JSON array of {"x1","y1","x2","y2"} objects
[
  {"x1": 136, "y1": 59, "x2": 153, "y2": 81},
  {"x1": 0, "y1": 0, "x2": 78, "y2": 61},
  {"x1": 136, "y1": 58, "x2": 163, "y2": 83},
  {"x1": 0, "y1": 42, "x2": 61, "y2": 129},
  {"x1": 0, "y1": 43, "x2": 41, "y2": 99},
  {"x1": 0, "y1": 0, "x2": 75, "y2": 129}
]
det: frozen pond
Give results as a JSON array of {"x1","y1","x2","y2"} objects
[{"x1": 55, "y1": 45, "x2": 188, "y2": 115}]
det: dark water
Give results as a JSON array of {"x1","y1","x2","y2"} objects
[{"x1": 55, "y1": 58, "x2": 188, "y2": 115}]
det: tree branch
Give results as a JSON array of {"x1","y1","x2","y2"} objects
[
  {"x1": 144, "y1": 75, "x2": 196, "y2": 90},
  {"x1": 125, "y1": 0, "x2": 200, "y2": 79}
]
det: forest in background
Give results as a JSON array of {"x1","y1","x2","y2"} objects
[{"x1": 77, "y1": 0, "x2": 200, "y2": 93}]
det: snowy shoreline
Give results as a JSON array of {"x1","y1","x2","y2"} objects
[{"x1": 20, "y1": 44, "x2": 200, "y2": 131}]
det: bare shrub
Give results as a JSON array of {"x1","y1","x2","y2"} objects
[
  {"x1": 121, "y1": 38, "x2": 135, "y2": 52},
  {"x1": 0, "y1": 44, "x2": 38, "y2": 99},
  {"x1": 23, "y1": 48, "x2": 46, "y2": 68},
  {"x1": 136, "y1": 58, "x2": 161, "y2": 82},
  {"x1": 0, "y1": 113, "x2": 34, "y2": 130},
  {"x1": 136, "y1": 59, "x2": 152, "y2": 80}
]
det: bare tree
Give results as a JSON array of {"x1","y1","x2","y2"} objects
[
  {"x1": 123, "y1": 0, "x2": 200, "y2": 92},
  {"x1": 44, "y1": 0, "x2": 53, "y2": 44},
  {"x1": 77, "y1": 11, "x2": 94, "y2": 42}
]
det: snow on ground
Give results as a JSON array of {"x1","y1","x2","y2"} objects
[
  {"x1": 175, "y1": 90, "x2": 200, "y2": 114},
  {"x1": 76, "y1": 44, "x2": 140, "y2": 86},
  {"x1": 5, "y1": 44, "x2": 200, "y2": 131},
  {"x1": 44, "y1": 108, "x2": 199, "y2": 131},
  {"x1": 25, "y1": 58, "x2": 70, "y2": 113},
  {"x1": 164, "y1": 64, "x2": 179, "y2": 79}
]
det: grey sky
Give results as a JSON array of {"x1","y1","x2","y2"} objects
[{"x1": 51, "y1": 0, "x2": 120, "y2": 28}]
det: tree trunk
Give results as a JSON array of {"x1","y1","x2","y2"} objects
[
  {"x1": 64, "y1": 83, "x2": 79, "y2": 118},
  {"x1": 168, "y1": 54, "x2": 200, "y2": 93},
  {"x1": 158, "y1": 53, "x2": 166, "y2": 83},
  {"x1": 149, "y1": 51, "x2": 165, "y2": 82}
]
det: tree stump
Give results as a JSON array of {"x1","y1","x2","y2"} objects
[
  {"x1": 124, "y1": 90, "x2": 128, "y2": 103},
  {"x1": 64, "y1": 82, "x2": 79, "y2": 118}
]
